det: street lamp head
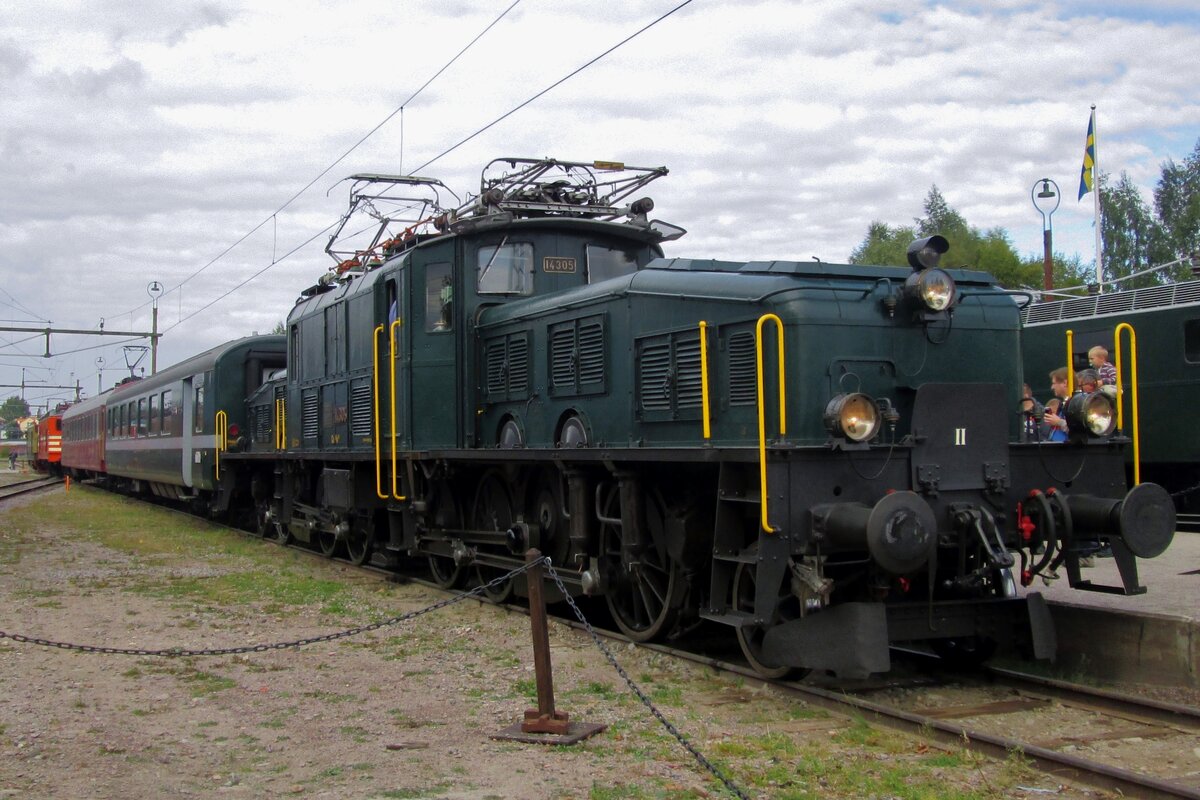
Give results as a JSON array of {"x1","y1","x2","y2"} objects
[{"x1": 1037, "y1": 179, "x2": 1057, "y2": 199}]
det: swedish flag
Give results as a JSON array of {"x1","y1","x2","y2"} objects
[{"x1": 1078, "y1": 112, "x2": 1095, "y2": 200}]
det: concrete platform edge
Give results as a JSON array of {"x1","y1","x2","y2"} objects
[{"x1": 1046, "y1": 601, "x2": 1198, "y2": 688}]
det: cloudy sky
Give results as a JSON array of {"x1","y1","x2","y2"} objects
[{"x1": 2, "y1": 0, "x2": 1198, "y2": 411}]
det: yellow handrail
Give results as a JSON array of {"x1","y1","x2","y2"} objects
[
  {"x1": 372, "y1": 324, "x2": 387, "y2": 500},
  {"x1": 698, "y1": 320, "x2": 711, "y2": 440},
  {"x1": 1114, "y1": 322, "x2": 1141, "y2": 485},
  {"x1": 755, "y1": 313, "x2": 787, "y2": 534},
  {"x1": 215, "y1": 410, "x2": 228, "y2": 479},
  {"x1": 389, "y1": 319, "x2": 406, "y2": 500},
  {"x1": 274, "y1": 397, "x2": 286, "y2": 451},
  {"x1": 1065, "y1": 328, "x2": 1075, "y2": 395}
]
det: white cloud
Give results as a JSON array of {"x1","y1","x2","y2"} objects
[{"x1": 1, "y1": 0, "x2": 1198, "y2": 399}]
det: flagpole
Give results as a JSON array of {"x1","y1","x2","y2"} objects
[{"x1": 1091, "y1": 104, "x2": 1103, "y2": 293}]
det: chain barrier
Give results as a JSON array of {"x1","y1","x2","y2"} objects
[
  {"x1": 1169, "y1": 480, "x2": 1200, "y2": 500},
  {"x1": 545, "y1": 561, "x2": 753, "y2": 800},
  {"x1": 0, "y1": 560, "x2": 539, "y2": 658}
]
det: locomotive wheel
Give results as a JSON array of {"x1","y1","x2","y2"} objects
[
  {"x1": 345, "y1": 515, "x2": 372, "y2": 566},
  {"x1": 599, "y1": 486, "x2": 684, "y2": 642},
  {"x1": 316, "y1": 528, "x2": 338, "y2": 558},
  {"x1": 471, "y1": 472, "x2": 516, "y2": 602},
  {"x1": 426, "y1": 483, "x2": 464, "y2": 589},
  {"x1": 731, "y1": 558, "x2": 805, "y2": 680},
  {"x1": 253, "y1": 502, "x2": 271, "y2": 539}
]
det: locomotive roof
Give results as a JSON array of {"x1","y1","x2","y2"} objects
[{"x1": 1021, "y1": 276, "x2": 1200, "y2": 326}]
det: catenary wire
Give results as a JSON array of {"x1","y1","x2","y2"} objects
[{"x1": 108, "y1": 1, "x2": 521, "y2": 323}]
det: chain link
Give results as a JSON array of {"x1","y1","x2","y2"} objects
[
  {"x1": 0, "y1": 560, "x2": 538, "y2": 658},
  {"x1": 545, "y1": 562, "x2": 753, "y2": 800}
]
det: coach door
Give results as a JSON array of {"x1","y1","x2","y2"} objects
[
  {"x1": 410, "y1": 243, "x2": 460, "y2": 449},
  {"x1": 381, "y1": 269, "x2": 411, "y2": 448},
  {"x1": 181, "y1": 376, "x2": 195, "y2": 488}
]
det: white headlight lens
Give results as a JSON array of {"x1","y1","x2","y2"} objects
[
  {"x1": 1066, "y1": 392, "x2": 1116, "y2": 437},
  {"x1": 825, "y1": 393, "x2": 880, "y2": 442},
  {"x1": 917, "y1": 268, "x2": 956, "y2": 311}
]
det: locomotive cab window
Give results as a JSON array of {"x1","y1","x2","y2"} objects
[
  {"x1": 586, "y1": 245, "x2": 639, "y2": 284},
  {"x1": 477, "y1": 242, "x2": 533, "y2": 295},
  {"x1": 425, "y1": 262, "x2": 453, "y2": 333}
]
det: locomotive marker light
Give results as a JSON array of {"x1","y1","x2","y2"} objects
[
  {"x1": 824, "y1": 392, "x2": 881, "y2": 443},
  {"x1": 903, "y1": 235, "x2": 958, "y2": 313}
]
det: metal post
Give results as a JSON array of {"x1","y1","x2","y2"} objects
[
  {"x1": 492, "y1": 549, "x2": 605, "y2": 745},
  {"x1": 1042, "y1": 228, "x2": 1053, "y2": 293},
  {"x1": 151, "y1": 304, "x2": 158, "y2": 375}
]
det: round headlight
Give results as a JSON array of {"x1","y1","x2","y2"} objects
[
  {"x1": 824, "y1": 393, "x2": 881, "y2": 442},
  {"x1": 915, "y1": 268, "x2": 956, "y2": 311},
  {"x1": 1065, "y1": 391, "x2": 1116, "y2": 437}
]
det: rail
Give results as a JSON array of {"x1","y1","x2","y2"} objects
[
  {"x1": 1065, "y1": 328, "x2": 1075, "y2": 394},
  {"x1": 755, "y1": 313, "x2": 786, "y2": 533},
  {"x1": 1114, "y1": 322, "x2": 1141, "y2": 484},
  {"x1": 388, "y1": 320, "x2": 405, "y2": 500},
  {"x1": 215, "y1": 410, "x2": 228, "y2": 479},
  {"x1": 698, "y1": 321, "x2": 711, "y2": 440}
]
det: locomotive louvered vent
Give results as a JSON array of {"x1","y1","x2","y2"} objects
[
  {"x1": 674, "y1": 337, "x2": 703, "y2": 409},
  {"x1": 1096, "y1": 292, "x2": 1134, "y2": 315},
  {"x1": 507, "y1": 336, "x2": 529, "y2": 394},
  {"x1": 639, "y1": 340, "x2": 673, "y2": 411},
  {"x1": 550, "y1": 327, "x2": 575, "y2": 390},
  {"x1": 1175, "y1": 281, "x2": 1200, "y2": 304},
  {"x1": 1023, "y1": 278, "x2": 1200, "y2": 326},
  {"x1": 350, "y1": 382, "x2": 372, "y2": 437},
  {"x1": 728, "y1": 331, "x2": 757, "y2": 406},
  {"x1": 486, "y1": 342, "x2": 507, "y2": 396},
  {"x1": 253, "y1": 405, "x2": 272, "y2": 442},
  {"x1": 302, "y1": 390, "x2": 319, "y2": 439},
  {"x1": 1134, "y1": 284, "x2": 1173, "y2": 309},
  {"x1": 1061, "y1": 297, "x2": 1098, "y2": 319},
  {"x1": 578, "y1": 323, "x2": 604, "y2": 386}
]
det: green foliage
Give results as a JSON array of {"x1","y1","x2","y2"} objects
[
  {"x1": 1, "y1": 395, "x2": 31, "y2": 420},
  {"x1": 1153, "y1": 137, "x2": 1200, "y2": 264},
  {"x1": 1100, "y1": 171, "x2": 1170, "y2": 287},
  {"x1": 849, "y1": 185, "x2": 1039, "y2": 288}
]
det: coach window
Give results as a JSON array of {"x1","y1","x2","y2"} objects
[
  {"x1": 477, "y1": 242, "x2": 533, "y2": 295},
  {"x1": 126, "y1": 402, "x2": 136, "y2": 437},
  {"x1": 425, "y1": 262, "x2": 453, "y2": 333},
  {"x1": 137, "y1": 398, "x2": 148, "y2": 437},
  {"x1": 149, "y1": 394, "x2": 159, "y2": 435},
  {"x1": 586, "y1": 245, "x2": 639, "y2": 284},
  {"x1": 194, "y1": 385, "x2": 205, "y2": 434},
  {"x1": 161, "y1": 390, "x2": 172, "y2": 435},
  {"x1": 1185, "y1": 319, "x2": 1200, "y2": 364}
]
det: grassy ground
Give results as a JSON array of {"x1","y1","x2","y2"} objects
[{"x1": 0, "y1": 486, "x2": 1084, "y2": 799}]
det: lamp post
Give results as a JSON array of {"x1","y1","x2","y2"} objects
[
  {"x1": 96, "y1": 356, "x2": 105, "y2": 394},
  {"x1": 1031, "y1": 178, "x2": 1060, "y2": 292}
]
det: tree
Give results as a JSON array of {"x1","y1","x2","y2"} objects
[
  {"x1": 849, "y1": 186, "x2": 1040, "y2": 287},
  {"x1": 1100, "y1": 171, "x2": 1169, "y2": 288},
  {"x1": 271, "y1": 320, "x2": 286, "y2": 335},
  {"x1": 1, "y1": 395, "x2": 31, "y2": 421},
  {"x1": 1153, "y1": 137, "x2": 1200, "y2": 276}
]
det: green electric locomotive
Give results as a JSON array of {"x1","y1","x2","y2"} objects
[{"x1": 230, "y1": 158, "x2": 1174, "y2": 678}]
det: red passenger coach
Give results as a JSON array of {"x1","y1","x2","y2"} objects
[
  {"x1": 61, "y1": 392, "x2": 109, "y2": 478},
  {"x1": 34, "y1": 412, "x2": 63, "y2": 474}
]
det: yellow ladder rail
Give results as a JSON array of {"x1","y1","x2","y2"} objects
[
  {"x1": 1114, "y1": 322, "x2": 1141, "y2": 485},
  {"x1": 274, "y1": 398, "x2": 286, "y2": 451},
  {"x1": 215, "y1": 410, "x2": 228, "y2": 479},
  {"x1": 699, "y1": 320, "x2": 712, "y2": 440},
  {"x1": 372, "y1": 324, "x2": 388, "y2": 500},
  {"x1": 389, "y1": 319, "x2": 406, "y2": 501},
  {"x1": 1065, "y1": 328, "x2": 1075, "y2": 395},
  {"x1": 755, "y1": 313, "x2": 787, "y2": 533}
]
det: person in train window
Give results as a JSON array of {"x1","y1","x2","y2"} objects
[
  {"x1": 1088, "y1": 345, "x2": 1117, "y2": 386},
  {"x1": 1042, "y1": 367, "x2": 1070, "y2": 441}
]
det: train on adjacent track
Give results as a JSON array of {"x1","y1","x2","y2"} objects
[{"x1": 57, "y1": 157, "x2": 1177, "y2": 678}]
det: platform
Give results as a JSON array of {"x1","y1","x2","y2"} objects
[{"x1": 1018, "y1": 532, "x2": 1199, "y2": 687}]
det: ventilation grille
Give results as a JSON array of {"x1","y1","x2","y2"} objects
[
  {"x1": 1021, "y1": 278, "x2": 1200, "y2": 326},
  {"x1": 350, "y1": 382, "x2": 372, "y2": 437},
  {"x1": 639, "y1": 341, "x2": 672, "y2": 411},
  {"x1": 301, "y1": 390, "x2": 319, "y2": 439},
  {"x1": 637, "y1": 333, "x2": 705, "y2": 415},
  {"x1": 549, "y1": 316, "x2": 606, "y2": 395},
  {"x1": 728, "y1": 331, "x2": 757, "y2": 405},
  {"x1": 252, "y1": 405, "x2": 272, "y2": 443},
  {"x1": 675, "y1": 338, "x2": 703, "y2": 409},
  {"x1": 485, "y1": 334, "x2": 530, "y2": 399},
  {"x1": 508, "y1": 336, "x2": 529, "y2": 394}
]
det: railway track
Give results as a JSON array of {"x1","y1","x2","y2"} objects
[
  {"x1": 48, "y1": 485, "x2": 1200, "y2": 799},
  {"x1": 0, "y1": 476, "x2": 61, "y2": 503}
]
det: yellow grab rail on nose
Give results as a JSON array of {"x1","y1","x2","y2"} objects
[
  {"x1": 1114, "y1": 322, "x2": 1141, "y2": 485},
  {"x1": 699, "y1": 321, "x2": 712, "y2": 440},
  {"x1": 215, "y1": 410, "x2": 228, "y2": 479},
  {"x1": 755, "y1": 313, "x2": 787, "y2": 533},
  {"x1": 372, "y1": 324, "x2": 388, "y2": 500},
  {"x1": 389, "y1": 319, "x2": 405, "y2": 501},
  {"x1": 274, "y1": 397, "x2": 286, "y2": 450},
  {"x1": 1065, "y1": 328, "x2": 1075, "y2": 395}
]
